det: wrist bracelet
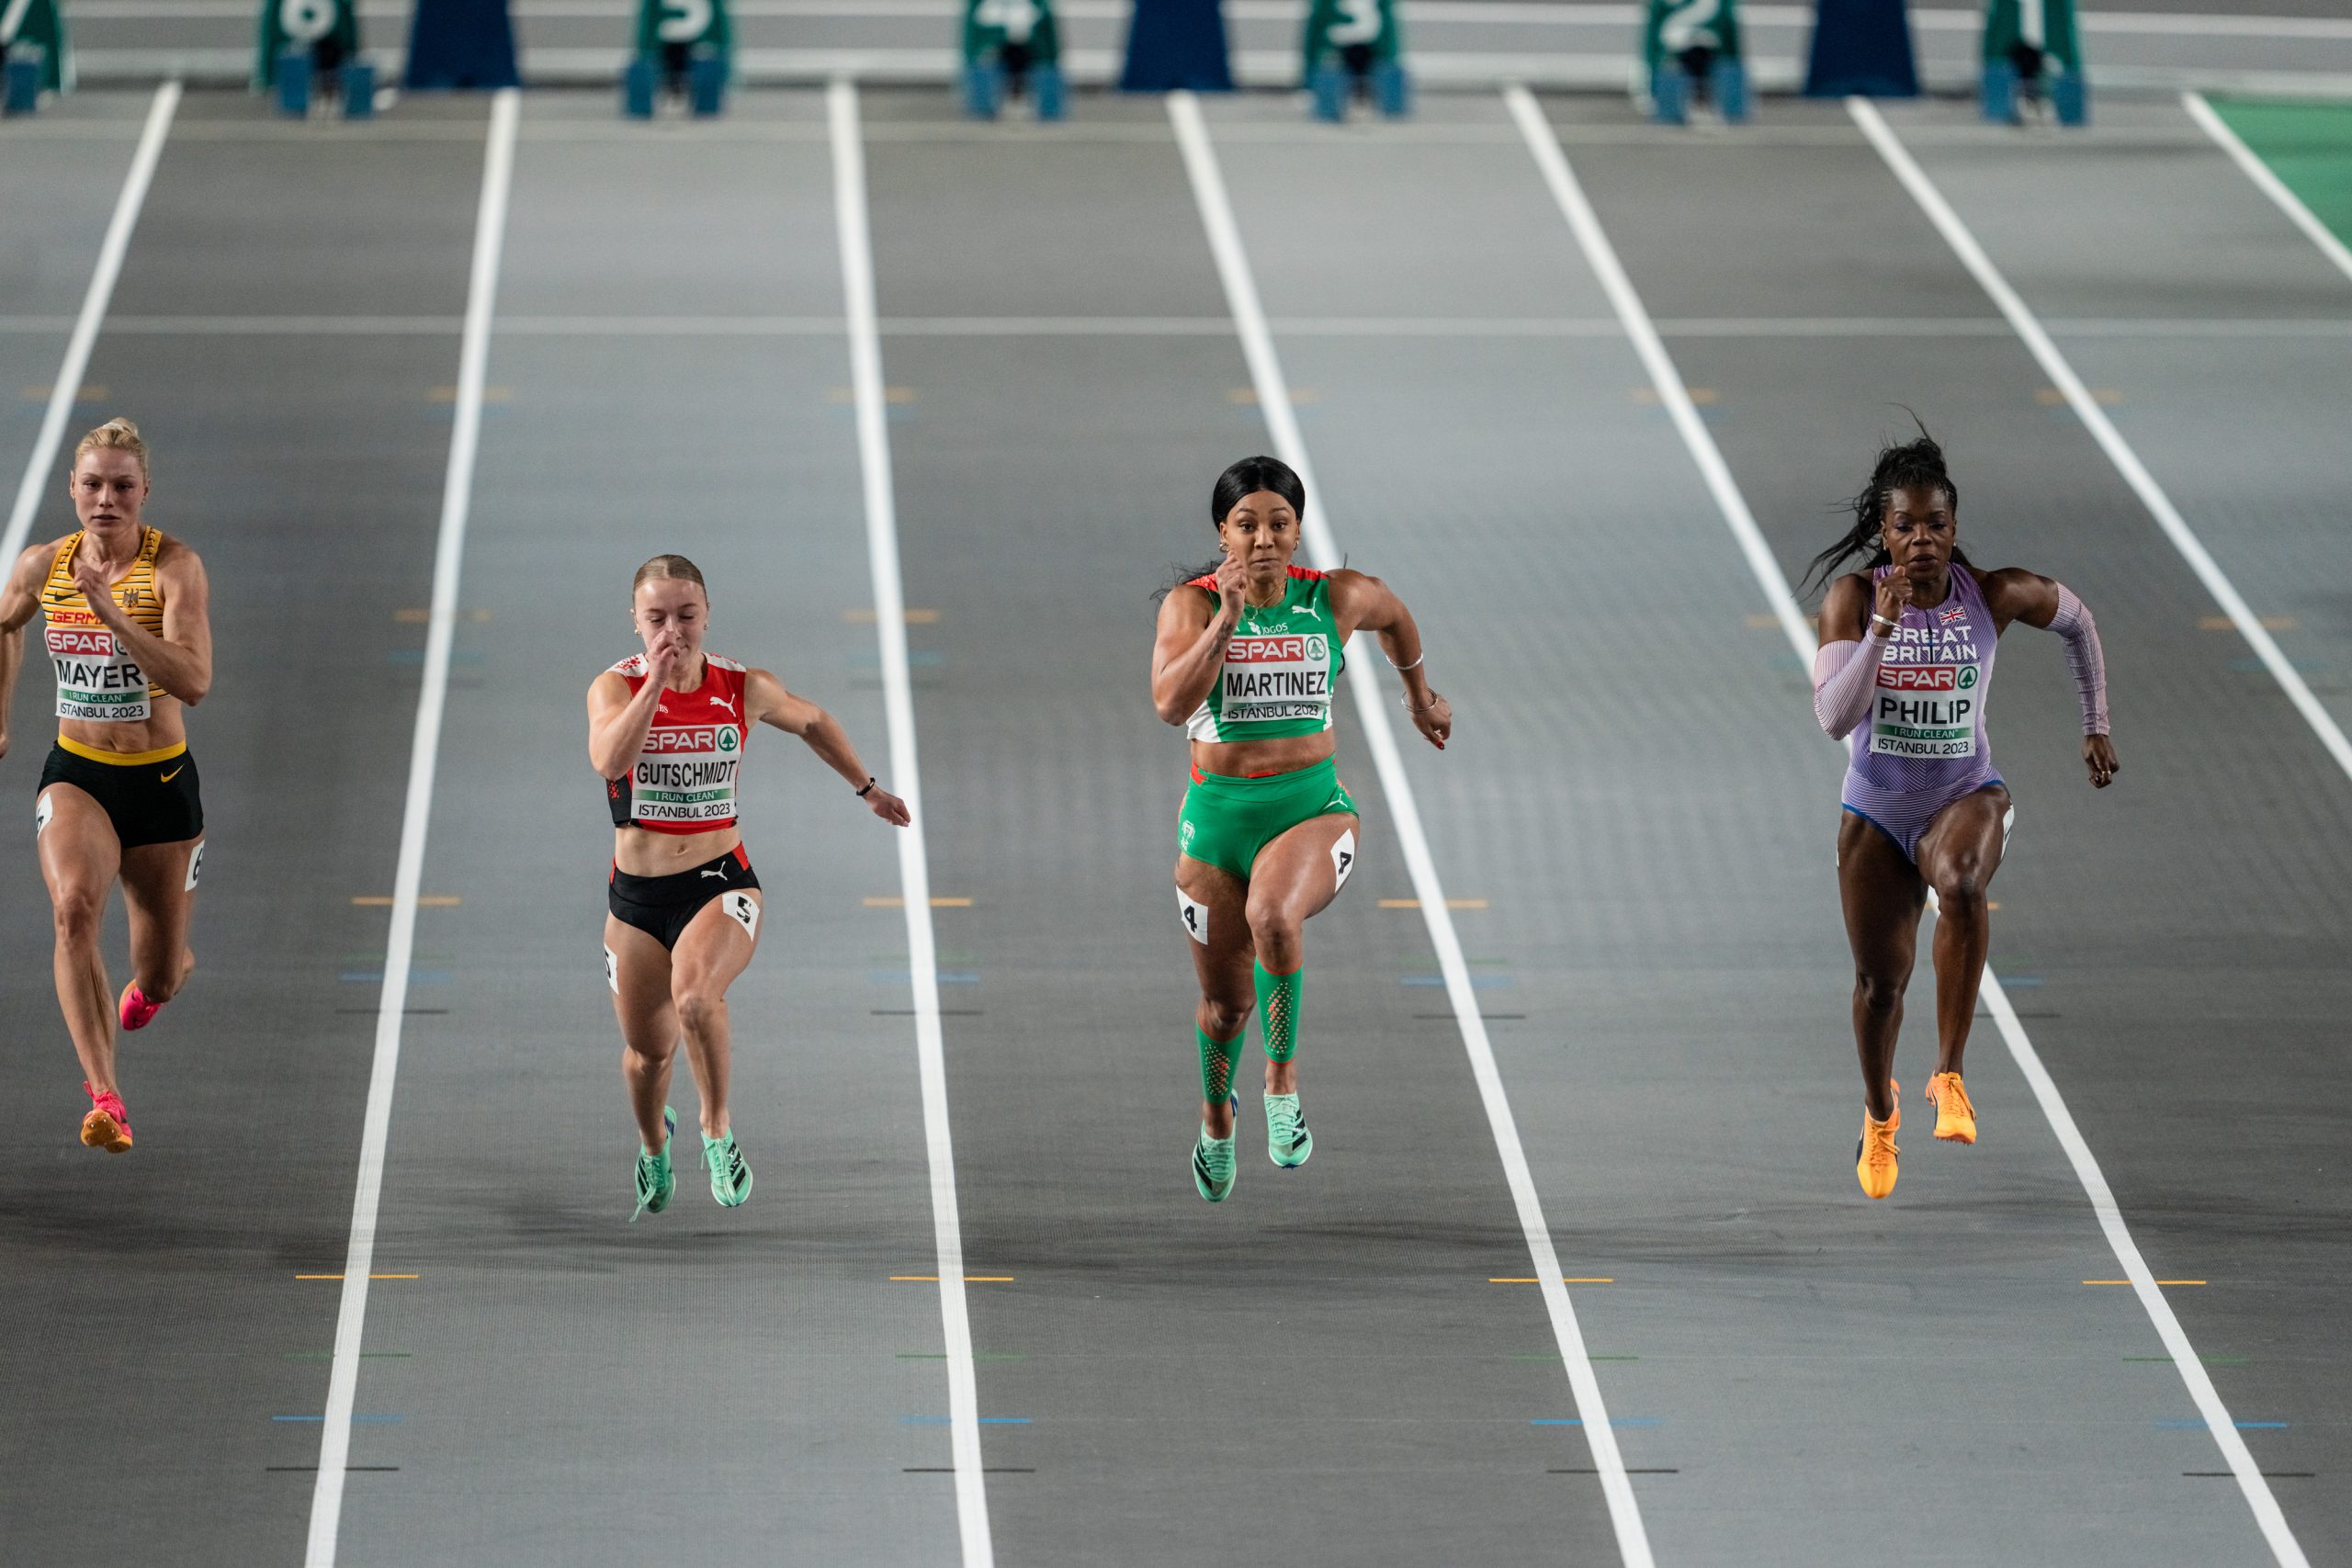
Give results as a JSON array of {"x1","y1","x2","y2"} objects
[
  {"x1": 1386, "y1": 652, "x2": 1424, "y2": 671},
  {"x1": 1401, "y1": 694, "x2": 1442, "y2": 714},
  {"x1": 855, "y1": 777, "x2": 876, "y2": 797},
  {"x1": 1869, "y1": 614, "x2": 1899, "y2": 636}
]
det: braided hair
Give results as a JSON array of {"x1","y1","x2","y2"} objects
[{"x1": 1804, "y1": 422, "x2": 1971, "y2": 593}]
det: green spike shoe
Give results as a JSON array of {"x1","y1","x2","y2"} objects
[
  {"x1": 631, "y1": 1106, "x2": 676, "y2": 1223},
  {"x1": 1193, "y1": 1095, "x2": 1238, "y2": 1202},
  {"x1": 1264, "y1": 1092, "x2": 1312, "y2": 1168},
  {"x1": 704, "y1": 1128, "x2": 753, "y2": 1207}
]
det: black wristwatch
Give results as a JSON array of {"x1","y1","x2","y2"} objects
[{"x1": 855, "y1": 777, "x2": 877, "y2": 797}]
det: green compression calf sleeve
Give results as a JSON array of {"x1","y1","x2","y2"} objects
[
  {"x1": 1255, "y1": 962, "x2": 1301, "y2": 1064},
  {"x1": 1197, "y1": 1022, "x2": 1241, "y2": 1102}
]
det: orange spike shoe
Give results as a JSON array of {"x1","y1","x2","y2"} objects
[
  {"x1": 1856, "y1": 1080, "x2": 1899, "y2": 1200},
  {"x1": 1924, "y1": 1072, "x2": 1977, "y2": 1145}
]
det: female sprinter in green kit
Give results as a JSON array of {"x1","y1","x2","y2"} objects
[{"x1": 1150, "y1": 457, "x2": 1450, "y2": 1203}]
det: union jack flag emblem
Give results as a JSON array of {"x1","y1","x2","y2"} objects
[{"x1": 1939, "y1": 604, "x2": 1967, "y2": 624}]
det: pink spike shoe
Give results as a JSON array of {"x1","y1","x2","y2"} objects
[
  {"x1": 82, "y1": 1082, "x2": 133, "y2": 1153},
  {"x1": 119, "y1": 980, "x2": 163, "y2": 1032}
]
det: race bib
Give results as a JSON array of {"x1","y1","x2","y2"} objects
[
  {"x1": 1217, "y1": 633, "x2": 1332, "y2": 726},
  {"x1": 628, "y1": 723, "x2": 741, "y2": 826},
  {"x1": 1869, "y1": 662, "x2": 1981, "y2": 760},
  {"x1": 48, "y1": 614, "x2": 151, "y2": 723}
]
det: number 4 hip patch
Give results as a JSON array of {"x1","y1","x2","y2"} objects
[
  {"x1": 1178, "y1": 889, "x2": 1210, "y2": 946},
  {"x1": 722, "y1": 890, "x2": 761, "y2": 943}
]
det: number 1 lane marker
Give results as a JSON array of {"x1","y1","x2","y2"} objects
[
  {"x1": 3, "y1": 83, "x2": 179, "y2": 566},
  {"x1": 304, "y1": 87, "x2": 519, "y2": 1568},
  {"x1": 829, "y1": 76, "x2": 995, "y2": 1568},
  {"x1": 1170, "y1": 88, "x2": 1655, "y2": 1568},
  {"x1": 1505, "y1": 84, "x2": 2309, "y2": 1568}
]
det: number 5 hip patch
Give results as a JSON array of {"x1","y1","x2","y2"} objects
[{"x1": 722, "y1": 890, "x2": 761, "y2": 943}]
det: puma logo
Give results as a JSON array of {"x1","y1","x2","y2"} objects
[
  {"x1": 700, "y1": 863, "x2": 729, "y2": 881},
  {"x1": 1292, "y1": 604, "x2": 1318, "y2": 620},
  {"x1": 709, "y1": 694, "x2": 737, "y2": 716},
  {"x1": 160, "y1": 766, "x2": 183, "y2": 783}
]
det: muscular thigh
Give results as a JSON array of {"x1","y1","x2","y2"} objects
[
  {"x1": 119, "y1": 835, "x2": 203, "y2": 931},
  {"x1": 1837, "y1": 810, "x2": 1926, "y2": 975},
  {"x1": 1175, "y1": 854, "x2": 1252, "y2": 1002},
  {"x1": 670, "y1": 888, "x2": 762, "y2": 996},
  {"x1": 37, "y1": 784, "x2": 120, "y2": 902},
  {"x1": 1915, "y1": 784, "x2": 2012, "y2": 892},
  {"x1": 1246, "y1": 811, "x2": 1360, "y2": 927},
  {"x1": 605, "y1": 914, "x2": 675, "y2": 1043}
]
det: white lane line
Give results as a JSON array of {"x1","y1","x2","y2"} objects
[
  {"x1": 1848, "y1": 97, "x2": 2352, "y2": 790},
  {"x1": 827, "y1": 76, "x2": 994, "y2": 1568},
  {"x1": 1506, "y1": 85, "x2": 2310, "y2": 1568},
  {"x1": 2, "y1": 83, "x2": 178, "y2": 566},
  {"x1": 303, "y1": 87, "x2": 518, "y2": 1568},
  {"x1": 1170, "y1": 87, "x2": 1654, "y2": 1568},
  {"x1": 1502, "y1": 87, "x2": 1811, "y2": 662},
  {"x1": 2183, "y1": 93, "x2": 2352, "y2": 288}
]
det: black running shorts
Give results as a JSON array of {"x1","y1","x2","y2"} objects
[
  {"x1": 607, "y1": 844, "x2": 762, "y2": 952},
  {"x1": 38, "y1": 740, "x2": 204, "y2": 850}
]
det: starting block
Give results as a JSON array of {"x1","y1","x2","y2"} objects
[
  {"x1": 1643, "y1": 0, "x2": 1747, "y2": 125},
  {"x1": 257, "y1": 0, "x2": 375, "y2": 118},
  {"x1": 624, "y1": 0, "x2": 731, "y2": 118},
  {"x1": 1301, "y1": 0, "x2": 1408, "y2": 122},
  {"x1": 2, "y1": 0, "x2": 72, "y2": 114},
  {"x1": 961, "y1": 0, "x2": 1066, "y2": 121},
  {"x1": 1983, "y1": 0, "x2": 2086, "y2": 126}
]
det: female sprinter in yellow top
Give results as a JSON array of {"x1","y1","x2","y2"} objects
[
  {"x1": 589, "y1": 554, "x2": 909, "y2": 1220},
  {"x1": 0, "y1": 419, "x2": 213, "y2": 1153},
  {"x1": 1151, "y1": 456, "x2": 1450, "y2": 1202}
]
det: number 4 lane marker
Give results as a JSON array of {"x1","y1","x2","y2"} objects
[{"x1": 1170, "y1": 88, "x2": 1655, "y2": 1568}]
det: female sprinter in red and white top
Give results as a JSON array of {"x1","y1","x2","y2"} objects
[{"x1": 588, "y1": 554, "x2": 908, "y2": 1220}]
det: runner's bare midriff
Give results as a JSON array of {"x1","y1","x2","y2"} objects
[
  {"x1": 1188, "y1": 730, "x2": 1337, "y2": 780},
  {"x1": 612, "y1": 823, "x2": 744, "y2": 879}
]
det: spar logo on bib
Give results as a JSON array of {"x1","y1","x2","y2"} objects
[{"x1": 644, "y1": 724, "x2": 740, "y2": 755}]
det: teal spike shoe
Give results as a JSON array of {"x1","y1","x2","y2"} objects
[
  {"x1": 631, "y1": 1105, "x2": 677, "y2": 1223},
  {"x1": 1264, "y1": 1092, "x2": 1312, "y2": 1168},
  {"x1": 704, "y1": 1128, "x2": 753, "y2": 1207},
  {"x1": 1193, "y1": 1095, "x2": 1238, "y2": 1202}
]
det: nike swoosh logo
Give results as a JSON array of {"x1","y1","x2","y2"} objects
[{"x1": 160, "y1": 766, "x2": 184, "y2": 783}]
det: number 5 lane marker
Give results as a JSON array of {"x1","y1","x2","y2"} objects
[
  {"x1": 1505, "y1": 83, "x2": 2309, "y2": 1568},
  {"x1": 1170, "y1": 88, "x2": 1655, "y2": 1568},
  {"x1": 304, "y1": 87, "x2": 519, "y2": 1568}
]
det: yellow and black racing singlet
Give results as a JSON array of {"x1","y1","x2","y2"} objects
[{"x1": 42, "y1": 527, "x2": 167, "y2": 722}]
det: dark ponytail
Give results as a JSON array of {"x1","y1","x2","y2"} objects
[
  {"x1": 1804, "y1": 419, "x2": 1971, "y2": 593},
  {"x1": 1155, "y1": 455, "x2": 1309, "y2": 600}
]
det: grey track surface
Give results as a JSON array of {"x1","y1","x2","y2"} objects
[
  {"x1": 2, "y1": 77, "x2": 2347, "y2": 1568},
  {"x1": 0, "y1": 90, "x2": 481, "y2": 1562}
]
